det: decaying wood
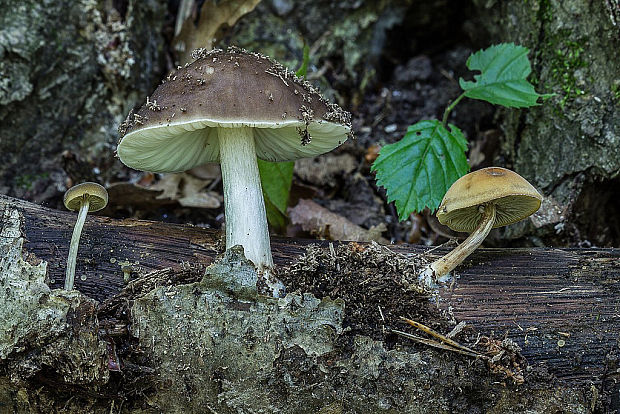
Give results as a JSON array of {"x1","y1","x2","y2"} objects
[{"x1": 2, "y1": 194, "x2": 619, "y2": 395}]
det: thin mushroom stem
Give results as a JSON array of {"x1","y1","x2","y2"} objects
[
  {"x1": 419, "y1": 203, "x2": 496, "y2": 287},
  {"x1": 65, "y1": 196, "x2": 90, "y2": 290}
]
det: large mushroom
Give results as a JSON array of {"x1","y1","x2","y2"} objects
[
  {"x1": 419, "y1": 167, "x2": 542, "y2": 287},
  {"x1": 117, "y1": 47, "x2": 352, "y2": 296}
]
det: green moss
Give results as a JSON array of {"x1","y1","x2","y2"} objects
[
  {"x1": 548, "y1": 36, "x2": 588, "y2": 108},
  {"x1": 536, "y1": 0, "x2": 590, "y2": 109},
  {"x1": 536, "y1": 0, "x2": 553, "y2": 24},
  {"x1": 15, "y1": 172, "x2": 49, "y2": 190},
  {"x1": 612, "y1": 80, "x2": 620, "y2": 102}
]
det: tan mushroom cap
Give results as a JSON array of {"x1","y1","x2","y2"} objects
[
  {"x1": 437, "y1": 167, "x2": 542, "y2": 233},
  {"x1": 64, "y1": 182, "x2": 109, "y2": 212},
  {"x1": 117, "y1": 47, "x2": 352, "y2": 173}
]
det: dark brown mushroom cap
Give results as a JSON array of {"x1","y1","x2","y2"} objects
[
  {"x1": 63, "y1": 182, "x2": 109, "y2": 212},
  {"x1": 117, "y1": 47, "x2": 352, "y2": 173}
]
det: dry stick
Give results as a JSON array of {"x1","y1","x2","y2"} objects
[
  {"x1": 390, "y1": 329, "x2": 483, "y2": 358},
  {"x1": 398, "y1": 316, "x2": 485, "y2": 358}
]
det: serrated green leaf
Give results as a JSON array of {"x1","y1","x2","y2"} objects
[
  {"x1": 371, "y1": 120, "x2": 469, "y2": 220},
  {"x1": 258, "y1": 159, "x2": 294, "y2": 230},
  {"x1": 459, "y1": 43, "x2": 553, "y2": 108}
]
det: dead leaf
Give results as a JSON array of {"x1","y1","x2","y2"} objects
[
  {"x1": 108, "y1": 171, "x2": 222, "y2": 210},
  {"x1": 147, "y1": 173, "x2": 222, "y2": 209},
  {"x1": 295, "y1": 153, "x2": 357, "y2": 187},
  {"x1": 364, "y1": 144, "x2": 381, "y2": 164},
  {"x1": 150, "y1": 173, "x2": 182, "y2": 200},
  {"x1": 173, "y1": 0, "x2": 261, "y2": 64},
  {"x1": 178, "y1": 192, "x2": 221, "y2": 208},
  {"x1": 288, "y1": 199, "x2": 388, "y2": 243},
  {"x1": 188, "y1": 164, "x2": 221, "y2": 181},
  {"x1": 177, "y1": 174, "x2": 221, "y2": 208}
]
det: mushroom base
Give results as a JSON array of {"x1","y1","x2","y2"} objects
[{"x1": 420, "y1": 203, "x2": 497, "y2": 287}]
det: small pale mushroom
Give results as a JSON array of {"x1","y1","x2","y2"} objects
[
  {"x1": 419, "y1": 167, "x2": 542, "y2": 287},
  {"x1": 116, "y1": 47, "x2": 352, "y2": 297},
  {"x1": 63, "y1": 182, "x2": 108, "y2": 290}
]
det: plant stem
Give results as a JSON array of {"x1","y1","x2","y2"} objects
[
  {"x1": 65, "y1": 196, "x2": 90, "y2": 290},
  {"x1": 441, "y1": 92, "x2": 467, "y2": 127}
]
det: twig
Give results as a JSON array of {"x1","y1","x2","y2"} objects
[
  {"x1": 390, "y1": 329, "x2": 482, "y2": 358},
  {"x1": 398, "y1": 317, "x2": 485, "y2": 358},
  {"x1": 446, "y1": 321, "x2": 467, "y2": 339},
  {"x1": 378, "y1": 305, "x2": 386, "y2": 334},
  {"x1": 407, "y1": 242, "x2": 453, "y2": 261}
]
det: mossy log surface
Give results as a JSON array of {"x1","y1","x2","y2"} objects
[{"x1": 1, "y1": 194, "x2": 619, "y2": 412}]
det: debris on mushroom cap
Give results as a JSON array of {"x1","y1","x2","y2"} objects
[
  {"x1": 188, "y1": 46, "x2": 352, "y2": 127},
  {"x1": 63, "y1": 182, "x2": 109, "y2": 212},
  {"x1": 117, "y1": 46, "x2": 352, "y2": 173},
  {"x1": 437, "y1": 167, "x2": 542, "y2": 233}
]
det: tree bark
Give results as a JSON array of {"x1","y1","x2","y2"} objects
[
  {"x1": 468, "y1": 0, "x2": 620, "y2": 243},
  {"x1": 1, "y1": 194, "x2": 618, "y2": 412},
  {"x1": 0, "y1": 0, "x2": 166, "y2": 199}
]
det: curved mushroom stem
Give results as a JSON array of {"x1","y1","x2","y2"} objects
[
  {"x1": 419, "y1": 203, "x2": 496, "y2": 288},
  {"x1": 218, "y1": 127, "x2": 285, "y2": 297},
  {"x1": 65, "y1": 196, "x2": 90, "y2": 290}
]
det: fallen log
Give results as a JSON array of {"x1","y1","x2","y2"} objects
[{"x1": 1, "y1": 194, "x2": 619, "y2": 412}]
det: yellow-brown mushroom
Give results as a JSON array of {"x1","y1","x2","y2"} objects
[{"x1": 419, "y1": 167, "x2": 542, "y2": 287}]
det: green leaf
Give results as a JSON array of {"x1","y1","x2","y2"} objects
[
  {"x1": 258, "y1": 159, "x2": 294, "y2": 231},
  {"x1": 371, "y1": 120, "x2": 469, "y2": 220},
  {"x1": 459, "y1": 43, "x2": 553, "y2": 108},
  {"x1": 263, "y1": 194, "x2": 288, "y2": 232},
  {"x1": 295, "y1": 44, "x2": 310, "y2": 78}
]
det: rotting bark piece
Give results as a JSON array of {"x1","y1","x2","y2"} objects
[{"x1": 0, "y1": 207, "x2": 107, "y2": 386}]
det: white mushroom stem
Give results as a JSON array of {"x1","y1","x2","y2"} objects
[
  {"x1": 65, "y1": 196, "x2": 90, "y2": 290},
  {"x1": 217, "y1": 126, "x2": 274, "y2": 270},
  {"x1": 420, "y1": 203, "x2": 497, "y2": 287}
]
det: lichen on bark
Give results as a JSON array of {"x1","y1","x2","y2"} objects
[
  {"x1": 0, "y1": 0, "x2": 166, "y2": 198},
  {"x1": 0, "y1": 206, "x2": 107, "y2": 387}
]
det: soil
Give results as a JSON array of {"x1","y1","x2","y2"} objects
[{"x1": 279, "y1": 242, "x2": 445, "y2": 337}]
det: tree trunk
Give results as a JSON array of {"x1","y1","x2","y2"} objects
[
  {"x1": 0, "y1": 0, "x2": 166, "y2": 199},
  {"x1": 1, "y1": 195, "x2": 618, "y2": 412},
  {"x1": 468, "y1": 0, "x2": 620, "y2": 244}
]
